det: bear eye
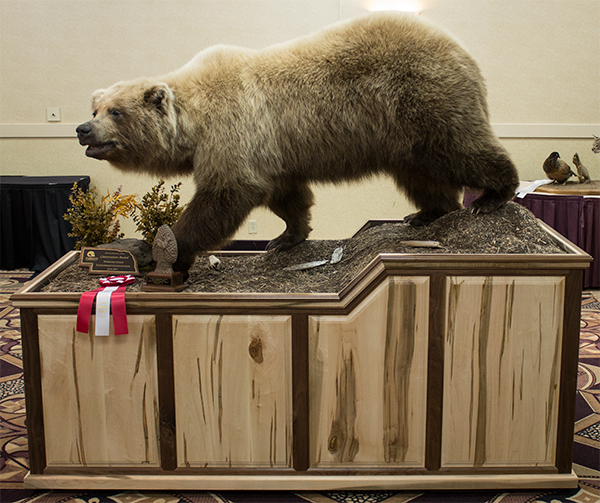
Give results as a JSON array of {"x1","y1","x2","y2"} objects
[
  {"x1": 92, "y1": 111, "x2": 97, "y2": 118},
  {"x1": 110, "y1": 109, "x2": 123, "y2": 118}
]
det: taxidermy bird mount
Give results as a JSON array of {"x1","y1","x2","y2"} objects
[{"x1": 543, "y1": 152, "x2": 576, "y2": 184}]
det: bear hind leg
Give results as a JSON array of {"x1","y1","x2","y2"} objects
[
  {"x1": 266, "y1": 182, "x2": 314, "y2": 251},
  {"x1": 399, "y1": 178, "x2": 463, "y2": 227},
  {"x1": 468, "y1": 151, "x2": 519, "y2": 214}
]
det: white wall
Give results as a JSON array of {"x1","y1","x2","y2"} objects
[{"x1": 1, "y1": 0, "x2": 599, "y2": 241}]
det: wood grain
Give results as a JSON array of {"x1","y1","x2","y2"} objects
[
  {"x1": 441, "y1": 276, "x2": 565, "y2": 467},
  {"x1": 23, "y1": 471, "x2": 579, "y2": 491},
  {"x1": 309, "y1": 277, "x2": 429, "y2": 467},
  {"x1": 38, "y1": 315, "x2": 160, "y2": 467},
  {"x1": 172, "y1": 315, "x2": 293, "y2": 468}
]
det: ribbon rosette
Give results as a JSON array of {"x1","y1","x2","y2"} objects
[{"x1": 77, "y1": 275, "x2": 136, "y2": 336}]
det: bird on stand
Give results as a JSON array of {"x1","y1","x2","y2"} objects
[{"x1": 543, "y1": 152, "x2": 576, "y2": 184}]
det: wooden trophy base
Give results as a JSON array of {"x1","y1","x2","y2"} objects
[{"x1": 142, "y1": 271, "x2": 188, "y2": 292}]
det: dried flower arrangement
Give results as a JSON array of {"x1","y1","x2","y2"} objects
[
  {"x1": 64, "y1": 180, "x2": 185, "y2": 249},
  {"x1": 63, "y1": 184, "x2": 136, "y2": 249},
  {"x1": 132, "y1": 179, "x2": 184, "y2": 246}
]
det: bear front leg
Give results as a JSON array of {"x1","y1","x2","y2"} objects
[
  {"x1": 171, "y1": 185, "x2": 262, "y2": 276},
  {"x1": 266, "y1": 181, "x2": 314, "y2": 251}
]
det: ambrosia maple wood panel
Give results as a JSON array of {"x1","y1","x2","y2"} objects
[
  {"x1": 309, "y1": 277, "x2": 430, "y2": 467},
  {"x1": 14, "y1": 219, "x2": 590, "y2": 490},
  {"x1": 38, "y1": 315, "x2": 159, "y2": 467},
  {"x1": 441, "y1": 276, "x2": 564, "y2": 467},
  {"x1": 172, "y1": 315, "x2": 293, "y2": 468}
]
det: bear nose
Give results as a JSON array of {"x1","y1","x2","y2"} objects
[{"x1": 76, "y1": 123, "x2": 92, "y2": 137}]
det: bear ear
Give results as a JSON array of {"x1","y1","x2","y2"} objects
[
  {"x1": 143, "y1": 83, "x2": 173, "y2": 113},
  {"x1": 91, "y1": 89, "x2": 106, "y2": 109}
]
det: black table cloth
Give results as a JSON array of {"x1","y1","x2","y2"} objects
[{"x1": 1, "y1": 175, "x2": 90, "y2": 272}]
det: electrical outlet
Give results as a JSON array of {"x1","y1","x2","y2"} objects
[
  {"x1": 248, "y1": 220, "x2": 258, "y2": 234},
  {"x1": 46, "y1": 107, "x2": 61, "y2": 122}
]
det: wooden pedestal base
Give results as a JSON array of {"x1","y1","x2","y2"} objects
[
  {"x1": 142, "y1": 271, "x2": 187, "y2": 292},
  {"x1": 13, "y1": 220, "x2": 592, "y2": 493}
]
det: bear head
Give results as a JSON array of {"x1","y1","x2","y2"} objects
[{"x1": 76, "y1": 80, "x2": 181, "y2": 175}]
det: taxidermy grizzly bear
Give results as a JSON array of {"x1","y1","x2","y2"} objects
[{"x1": 76, "y1": 12, "x2": 519, "y2": 275}]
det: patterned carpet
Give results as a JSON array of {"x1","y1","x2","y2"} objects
[{"x1": 0, "y1": 271, "x2": 598, "y2": 503}]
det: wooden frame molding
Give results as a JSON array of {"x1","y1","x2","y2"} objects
[
  {"x1": 156, "y1": 314, "x2": 177, "y2": 471},
  {"x1": 20, "y1": 309, "x2": 46, "y2": 474},
  {"x1": 23, "y1": 472, "x2": 578, "y2": 491},
  {"x1": 425, "y1": 273, "x2": 445, "y2": 471},
  {"x1": 292, "y1": 314, "x2": 310, "y2": 471}
]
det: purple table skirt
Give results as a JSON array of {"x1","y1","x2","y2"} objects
[{"x1": 464, "y1": 191, "x2": 599, "y2": 289}]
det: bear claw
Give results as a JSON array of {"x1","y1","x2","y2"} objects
[
  {"x1": 470, "y1": 195, "x2": 507, "y2": 215},
  {"x1": 267, "y1": 234, "x2": 306, "y2": 251}
]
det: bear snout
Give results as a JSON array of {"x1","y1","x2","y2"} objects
[
  {"x1": 76, "y1": 122, "x2": 93, "y2": 144},
  {"x1": 76, "y1": 122, "x2": 117, "y2": 159}
]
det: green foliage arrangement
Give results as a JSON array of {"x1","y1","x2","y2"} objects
[
  {"x1": 132, "y1": 179, "x2": 185, "y2": 246},
  {"x1": 64, "y1": 184, "x2": 137, "y2": 249}
]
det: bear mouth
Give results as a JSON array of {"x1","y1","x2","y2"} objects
[{"x1": 85, "y1": 142, "x2": 117, "y2": 159}]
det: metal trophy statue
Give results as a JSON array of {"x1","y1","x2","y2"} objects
[{"x1": 142, "y1": 225, "x2": 188, "y2": 291}]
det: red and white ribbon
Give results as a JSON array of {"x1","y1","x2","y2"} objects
[
  {"x1": 99, "y1": 275, "x2": 136, "y2": 287},
  {"x1": 77, "y1": 275, "x2": 135, "y2": 336}
]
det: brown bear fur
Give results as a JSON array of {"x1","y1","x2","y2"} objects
[{"x1": 77, "y1": 12, "x2": 519, "y2": 274}]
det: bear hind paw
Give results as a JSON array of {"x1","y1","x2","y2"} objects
[
  {"x1": 267, "y1": 233, "x2": 306, "y2": 251},
  {"x1": 403, "y1": 210, "x2": 450, "y2": 227},
  {"x1": 470, "y1": 191, "x2": 510, "y2": 215}
]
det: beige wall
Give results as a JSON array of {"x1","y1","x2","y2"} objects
[{"x1": 1, "y1": 0, "x2": 599, "y2": 241}]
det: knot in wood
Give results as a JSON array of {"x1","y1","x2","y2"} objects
[{"x1": 248, "y1": 337, "x2": 264, "y2": 364}]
